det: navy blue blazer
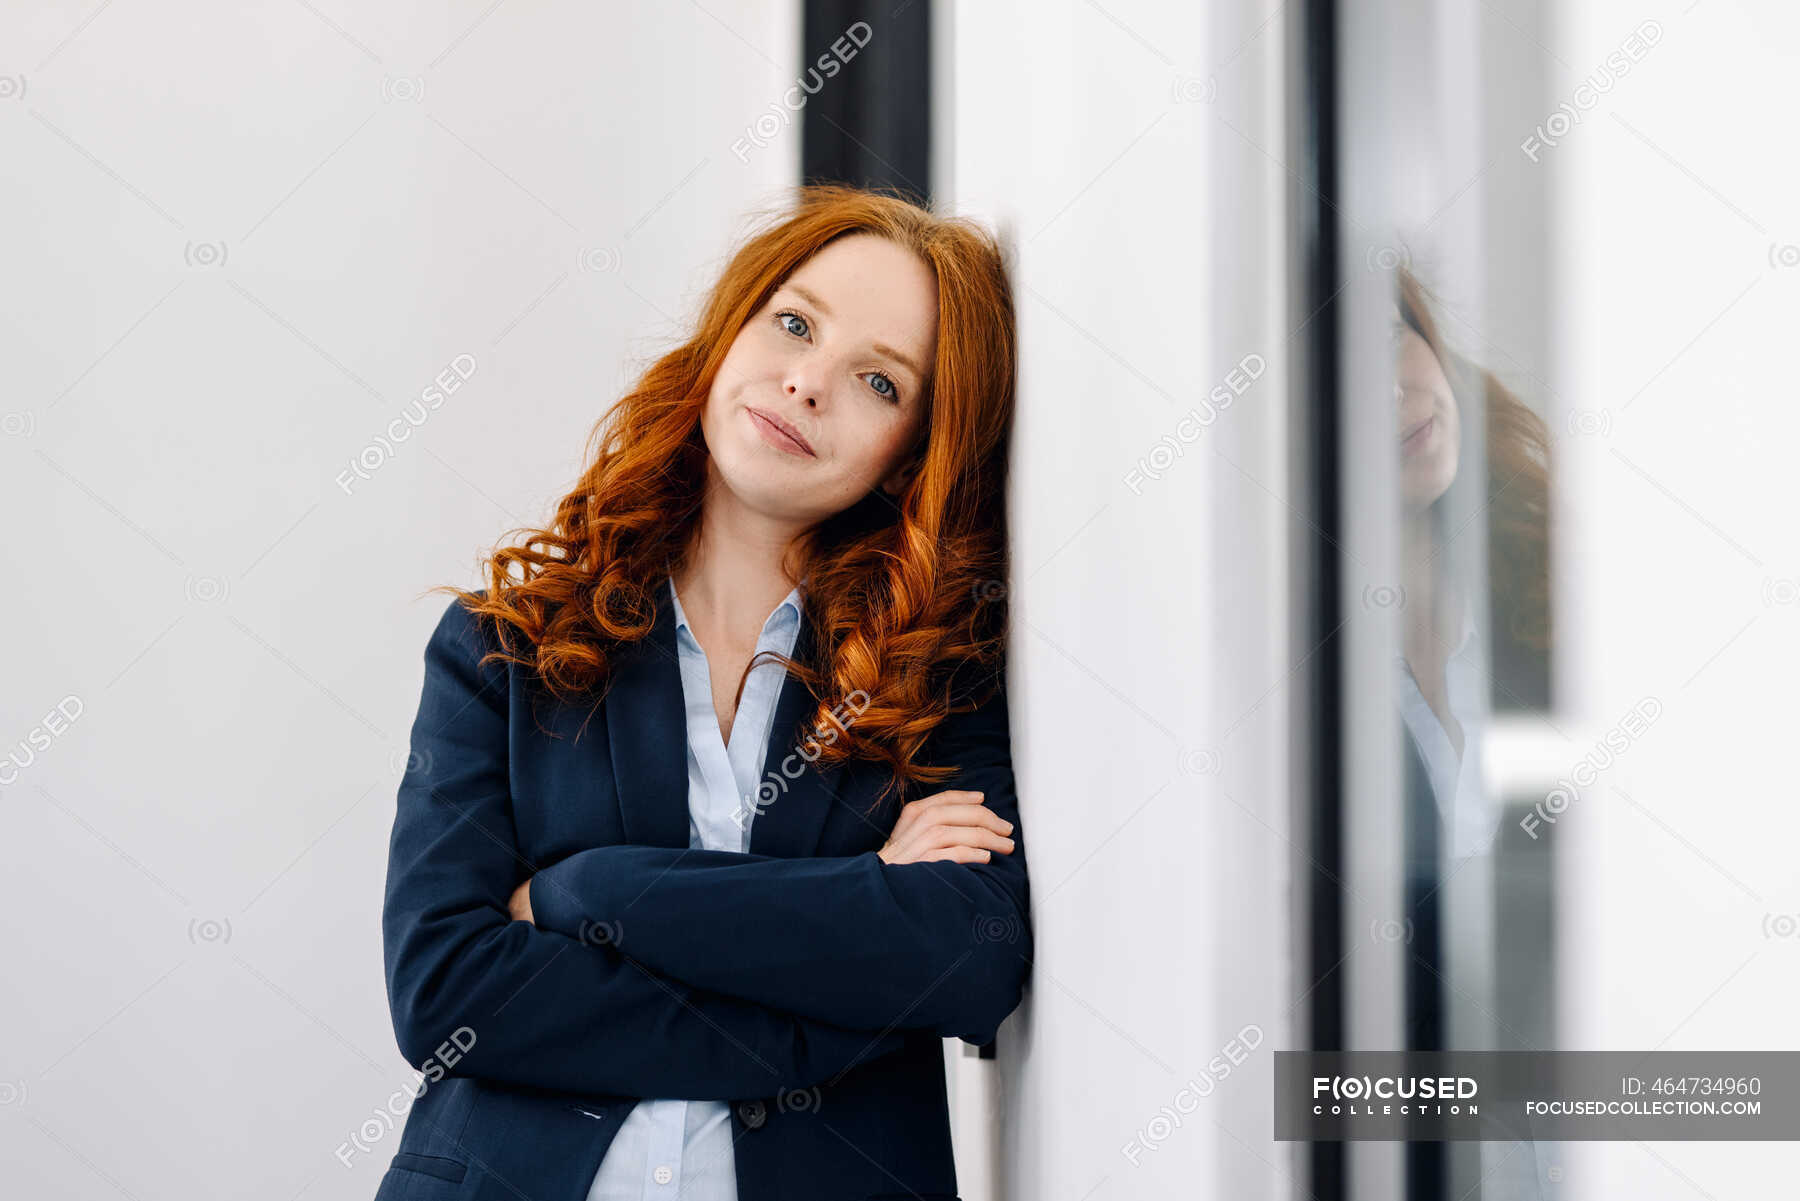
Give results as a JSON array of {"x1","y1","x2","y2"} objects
[{"x1": 378, "y1": 586, "x2": 1032, "y2": 1200}]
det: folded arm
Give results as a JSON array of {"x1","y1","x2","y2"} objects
[
  {"x1": 529, "y1": 668, "x2": 1033, "y2": 1045},
  {"x1": 382, "y1": 597, "x2": 904, "y2": 1101}
]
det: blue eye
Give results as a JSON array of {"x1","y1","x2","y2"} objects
[{"x1": 773, "y1": 308, "x2": 903, "y2": 404}]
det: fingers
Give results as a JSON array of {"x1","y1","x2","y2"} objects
[
  {"x1": 879, "y1": 789, "x2": 1021, "y2": 867},
  {"x1": 915, "y1": 789, "x2": 986, "y2": 804},
  {"x1": 895, "y1": 792, "x2": 1012, "y2": 836},
  {"x1": 885, "y1": 821, "x2": 1015, "y2": 866},
  {"x1": 917, "y1": 803, "x2": 1014, "y2": 838},
  {"x1": 935, "y1": 824, "x2": 1014, "y2": 855},
  {"x1": 915, "y1": 844, "x2": 994, "y2": 865}
]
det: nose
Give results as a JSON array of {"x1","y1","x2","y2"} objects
[
  {"x1": 1395, "y1": 381, "x2": 1433, "y2": 408},
  {"x1": 785, "y1": 380, "x2": 820, "y2": 408}
]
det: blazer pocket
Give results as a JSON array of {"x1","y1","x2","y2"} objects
[{"x1": 389, "y1": 1151, "x2": 468, "y2": 1183}]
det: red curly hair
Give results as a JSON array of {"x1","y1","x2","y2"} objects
[{"x1": 427, "y1": 184, "x2": 1016, "y2": 801}]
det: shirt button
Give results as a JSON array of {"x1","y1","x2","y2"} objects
[{"x1": 653, "y1": 1164, "x2": 673, "y2": 1185}]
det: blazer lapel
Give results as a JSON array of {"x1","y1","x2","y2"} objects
[
  {"x1": 747, "y1": 604, "x2": 843, "y2": 859},
  {"x1": 603, "y1": 582, "x2": 692, "y2": 849}
]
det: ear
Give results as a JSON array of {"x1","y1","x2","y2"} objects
[{"x1": 879, "y1": 448, "x2": 922, "y2": 497}]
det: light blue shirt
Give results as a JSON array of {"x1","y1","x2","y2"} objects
[
  {"x1": 1394, "y1": 593, "x2": 1499, "y2": 861},
  {"x1": 584, "y1": 575, "x2": 804, "y2": 1201}
]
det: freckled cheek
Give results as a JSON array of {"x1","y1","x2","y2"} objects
[
  {"x1": 833, "y1": 417, "x2": 898, "y2": 467},
  {"x1": 752, "y1": 345, "x2": 790, "y2": 378},
  {"x1": 720, "y1": 340, "x2": 780, "y2": 389}
]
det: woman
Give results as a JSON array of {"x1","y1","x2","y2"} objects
[
  {"x1": 378, "y1": 184, "x2": 1030, "y2": 1201},
  {"x1": 1392, "y1": 266, "x2": 1552, "y2": 868},
  {"x1": 1393, "y1": 265, "x2": 1555, "y2": 1199}
]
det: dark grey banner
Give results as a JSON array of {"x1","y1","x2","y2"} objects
[{"x1": 1275, "y1": 1052, "x2": 1797, "y2": 1140}]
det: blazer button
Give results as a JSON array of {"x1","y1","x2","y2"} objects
[{"x1": 736, "y1": 1100, "x2": 767, "y2": 1129}]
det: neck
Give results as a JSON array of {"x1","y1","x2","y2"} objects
[
  {"x1": 1400, "y1": 506, "x2": 1458, "y2": 669},
  {"x1": 671, "y1": 460, "x2": 810, "y2": 639}
]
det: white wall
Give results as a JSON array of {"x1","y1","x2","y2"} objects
[
  {"x1": 0, "y1": 3, "x2": 803, "y2": 1196},
  {"x1": 1557, "y1": 1, "x2": 1800, "y2": 1194},
  {"x1": 939, "y1": 2, "x2": 1295, "y2": 1197}
]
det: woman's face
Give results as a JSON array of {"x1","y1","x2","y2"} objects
[
  {"x1": 1395, "y1": 319, "x2": 1461, "y2": 510},
  {"x1": 701, "y1": 232, "x2": 937, "y2": 526}
]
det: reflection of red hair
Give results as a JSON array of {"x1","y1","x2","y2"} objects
[
  {"x1": 430, "y1": 184, "x2": 1016, "y2": 800},
  {"x1": 1397, "y1": 266, "x2": 1553, "y2": 707}
]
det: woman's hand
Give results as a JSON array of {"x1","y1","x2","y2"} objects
[
  {"x1": 877, "y1": 789, "x2": 1016, "y2": 865},
  {"x1": 508, "y1": 877, "x2": 535, "y2": 924}
]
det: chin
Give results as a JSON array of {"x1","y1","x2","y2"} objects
[
  {"x1": 1403, "y1": 463, "x2": 1456, "y2": 509},
  {"x1": 716, "y1": 465, "x2": 821, "y2": 522}
]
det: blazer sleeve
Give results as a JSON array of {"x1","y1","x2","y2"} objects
[
  {"x1": 528, "y1": 667, "x2": 1033, "y2": 1046},
  {"x1": 382, "y1": 597, "x2": 905, "y2": 1101}
]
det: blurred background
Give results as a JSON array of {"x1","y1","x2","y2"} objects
[{"x1": 2, "y1": 1, "x2": 1794, "y2": 1198}]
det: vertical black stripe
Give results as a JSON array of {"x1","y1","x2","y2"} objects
[
  {"x1": 801, "y1": 0, "x2": 933, "y2": 204},
  {"x1": 1404, "y1": 737, "x2": 1447, "y2": 1196},
  {"x1": 1289, "y1": 0, "x2": 1344, "y2": 1196}
]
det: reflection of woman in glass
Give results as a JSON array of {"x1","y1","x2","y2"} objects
[
  {"x1": 1394, "y1": 265, "x2": 1555, "y2": 1199},
  {"x1": 378, "y1": 185, "x2": 1030, "y2": 1201},
  {"x1": 1394, "y1": 265, "x2": 1552, "y2": 867}
]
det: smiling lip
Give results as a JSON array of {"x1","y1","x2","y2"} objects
[
  {"x1": 746, "y1": 406, "x2": 816, "y2": 457},
  {"x1": 1401, "y1": 416, "x2": 1434, "y2": 455}
]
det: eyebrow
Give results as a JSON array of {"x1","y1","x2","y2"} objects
[{"x1": 781, "y1": 284, "x2": 928, "y2": 380}]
